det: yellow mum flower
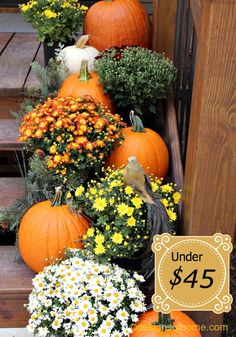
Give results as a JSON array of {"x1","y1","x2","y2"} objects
[
  {"x1": 131, "y1": 197, "x2": 143, "y2": 209},
  {"x1": 93, "y1": 197, "x2": 107, "y2": 212},
  {"x1": 173, "y1": 192, "x2": 181, "y2": 204},
  {"x1": 75, "y1": 186, "x2": 85, "y2": 197},
  {"x1": 66, "y1": 191, "x2": 72, "y2": 199},
  {"x1": 167, "y1": 208, "x2": 177, "y2": 222},
  {"x1": 161, "y1": 184, "x2": 173, "y2": 193},
  {"x1": 89, "y1": 187, "x2": 97, "y2": 195},
  {"x1": 110, "y1": 179, "x2": 122, "y2": 189},
  {"x1": 94, "y1": 244, "x2": 106, "y2": 255},
  {"x1": 117, "y1": 203, "x2": 129, "y2": 216},
  {"x1": 127, "y1": 207, "x2": 134, "y2": 216},
  {"x1": 87, "y1": 228, "x2": 95, "y2": 237},
  {"x1": 62, "y1": 1, "x2": 72, "y2": 8},
  {"x1": 111, "y1": 233, "x2": 123, "y2": 244},
  {"x1": 151, "y1": 182, "x2": 158, "y2": 192},
  {"x1": 80, "y1": 5, "x2": 88, "y2": 11},
  {"x1": 109, "y1": 197, "x2": 115, "y2": 205},
  {"x1": 44, "y1": 9, "x2": 57, "y2": 18},
  {"x1": 95, "y1": 234, "x2": 105, "y2": 244},
  {"x1": 161, "y1": 198, "x2": 168, "y2": 207},
  {"x1": 125, "y1": 186, "x2": 134, "y2": 195},
  {"x1": 21, "y1": 4, "x2": 30, "y2": 11},
  {"x1": 127, "y1": 217, "x2": 136, "y2": 227}
]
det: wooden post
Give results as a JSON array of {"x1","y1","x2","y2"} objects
[
  {"x1": 152, "y1": 0, "x2": 178, "y2": 60},
  {"x1": 183, "y1": 0, "x2": 236, "y2": 335}
]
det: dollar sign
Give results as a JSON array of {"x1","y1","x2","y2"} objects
[{"x1": 170, "y1": 265, "x2": 183, "y2": 290}]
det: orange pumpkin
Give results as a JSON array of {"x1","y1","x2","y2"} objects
[
  {"x1": 131, "y1": 311, "x2": 202, "y2": 337},
  {"x1": 106, "y1": 111, "x2": 169, "y2": 178},
  {"x1": 84, "y1": 0, "x2": 151, "y2": 51},
  {"x1": 58, "y1": 60, "x2": 113, "y2": 112},
  {"x1": 18, "y1": 187, "x2": 90, "y2": 273}
]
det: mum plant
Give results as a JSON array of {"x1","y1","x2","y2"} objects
[
  {"x1": 18, "y1": 96, "x2": 125, "y2": 180},
  {"x1": 95, "y1": 46, "x2": 176, "y2": 115},
  {"x1": 20, "y1": 0, "x2": 88, "y2": 46},
  {"x1": 69, "y1": 168, "x2": 181, "y2": 261},
  {"x1": 26, "y1": 249, "x2": 146, "y2": 337}
]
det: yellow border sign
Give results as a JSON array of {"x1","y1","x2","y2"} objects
[{"x1": 151, "y1": 233, "x2": 233, "y2": 313}]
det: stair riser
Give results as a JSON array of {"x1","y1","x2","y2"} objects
[{"x1": 0, "y1": 297, "x2": 30, "y2": 328}]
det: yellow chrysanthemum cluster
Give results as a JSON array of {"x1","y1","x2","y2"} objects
[
  {"x1": 20, "y1": 0, "x2": 87, "y2": 45},
  {"x1": 18, "y1": 96, "x2": 125, "y2": 177},
  {"x1": 71, "y1": 168, "x2": 181, "y2": 260}
]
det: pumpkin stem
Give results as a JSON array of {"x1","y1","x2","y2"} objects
[
  {"x1": 75, "y1": 35, "x2": 90, "y2": 49},
  {"x1": 79, "y1": 60, "x2": 91, "y2": 82},
  {"x1": 152, "y1": 313, "x2": 175, "y2": 332},
  {"x1": 51, "y1": 186, "x2": 63, "y2": 207},
  {"x1": 130, "y1": 110, "x2": 146, "y2": 133}
]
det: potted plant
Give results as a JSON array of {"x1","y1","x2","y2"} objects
[
  {"x1": 19, "y1": 0, "x2": 89, "y2": 64},
  {"x1": 18, "y1": 95, "x2": 125, "y2": 182},
  {"x1": 68, "y1": 167, "x2": 181, "y2": 262},
  {"x1": 26, "y1": 249, "x2": 146, "y2": 337},
  {"x1": 95, "y1": 46, "x2": 176, "y2": 117}
]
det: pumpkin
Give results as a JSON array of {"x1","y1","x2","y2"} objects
[
  {"x1": 131, "y1": 311, "x2": 202, "y2": 337},
  {"x1": 18, "y1": 187, "x2": 90, "y2": 273},
  {"x1": 58, "y1": 60, "x2": 113, "y2": 112},
  {"x1": 106, "y1": 111, "x2": 169, "y2": 178},
  {"x1": 57, "y1": 35, "x2": 99, "y2": 74},
  {"x1": 84, "y1": 0, "x2": 151, "y2": 51}
]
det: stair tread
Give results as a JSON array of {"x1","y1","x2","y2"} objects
[
  {"x1": 0, "y1": 177, "x2": 25, "y2": 208},
  {"x1": 0, "y1": 119, "x2": 23, "y2": 150},
  {"x1": 0, "y1": 246, "x2": 34, "y2": 294}
]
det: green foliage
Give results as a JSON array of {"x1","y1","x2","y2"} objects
[
  {"x1": 11, "y1": 56, "x2": 69, "y2": 120},
  {"x1": 20, "y1": 0, "x2": 87, "y2": 45},
  {"x1": 95, "y1": 46, "x2": 177, "y2": 115},
  {"x1": 0, "y1": 154, "x2": 83, "y2": 233}
]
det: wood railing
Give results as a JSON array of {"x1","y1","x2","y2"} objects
[{"x1": 153, "y1": 1, "x2": 236, "y2": 336}]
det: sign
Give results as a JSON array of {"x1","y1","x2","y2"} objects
[{"x1": 151, "y1": 233, "x2": 233, "y2": 313}]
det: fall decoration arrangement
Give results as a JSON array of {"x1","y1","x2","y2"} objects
[{"x1": 0, "y1": 2, "x2": 203, "y2": 335}]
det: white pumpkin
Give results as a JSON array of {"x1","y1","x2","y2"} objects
[{"x1": 58, "y1": 35, "x2": 99, "y2": 74}]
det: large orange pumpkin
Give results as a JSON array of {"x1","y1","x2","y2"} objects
[
  {"x1": 58, "y1": 60, "x2": 113, "y2": 112},
  {"x1": 106, "y1": 112, "x2": 169, "y2": 178},
  {"x1": 18, "y1": 187, "x2": 90, "y2": 273},
  {"x1": 131, "y1": 311, "x2": 202, "y2": 337},
  {"x1": 84, "y1": 0, "x2": 151, "y2": 51}
]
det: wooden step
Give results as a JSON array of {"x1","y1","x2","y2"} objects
[
  {"x1": 0, "y1": 177, "x2": 25, "y2": 208},
  {"x1": 0, "y1": 33, "x2": 43, "y2": 118},
  {"x1": 0, "y1": 119, "x2": 23, "y2": 151},
  {"x1": 0, "y1": 246, "x2": 35, "y2": 327}
]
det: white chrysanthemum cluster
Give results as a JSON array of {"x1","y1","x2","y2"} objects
[{"x1": 26, "y1": 251, "x2": 146, "y2": 337}]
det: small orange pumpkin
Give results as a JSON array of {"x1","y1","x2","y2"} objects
[
  {"x1": 131, "y1": 311, "x2": 202, "y2": 337},
  {"x1": 84, "y1": 0, "x2": 151, "y2": 51},
  {"x1": 58, "y1": 60, "x2": 113, "y2": 112},
  {"x1": 106, "y1": 111, "x2": 169, "y2": 178},
  {"x1": 18, "y1": 187, "x2": 90, "y2": 272}
]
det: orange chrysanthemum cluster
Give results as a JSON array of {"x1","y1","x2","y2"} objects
[{"x1": 18, "y1": 96, "x2": 125, "y2": 176}]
